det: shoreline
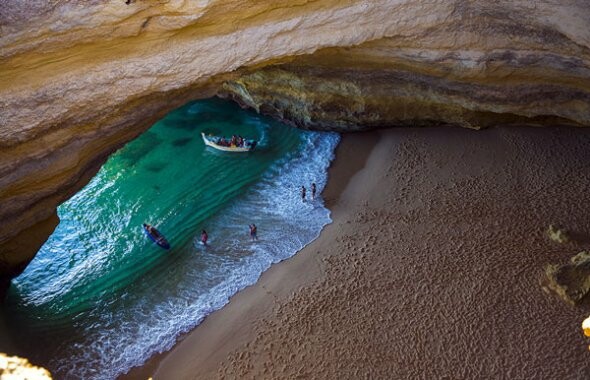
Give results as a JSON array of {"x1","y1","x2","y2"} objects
[
  {"x1": 122, "y1": 131, "x2": 379, "y2": 379},
  {"x1": 131, "y1": 126, "x2": 590, "y2": 379}
]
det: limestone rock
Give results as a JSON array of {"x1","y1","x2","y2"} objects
[
  {"x1": 0, "y1": 353, "x2": 52, "y2": 379},
  {"x1": 583, "y1": 315, "x2": 590, "y2": 336},
  {"x1": 220, "y1": 32, "x2": 590, "y2": 130},
  {"x1": 544, "y1": 252, "x2": 590, "y2": 305},
  {"x1": 547, "y1": 225, "x2": 569, "y2": 244},
  {"x1": 0, "y1": 1, "x2": 589, "y2": 295}
]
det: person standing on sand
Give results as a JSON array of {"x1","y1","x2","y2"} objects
[
  {"x1": 311, "y1": 182, "x2": 316, "y2": 201},
  {"x1": 201, "y1": 230, "x2": 208, "y2": 246},
  {"x1": 249, "y1": 224, "x2": 257, "y2": 241},
  {"x1": 301, "y1": 185, "x2": 306, "y2": 202}
]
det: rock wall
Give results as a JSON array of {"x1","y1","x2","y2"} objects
[
  {"x1": 0, "y1": 353, "x2": 52, "y2": 379},
  {"x1": 221, "y1": 23, "x2": 590, "y2": 130},
  {"x1": 1, "y1": 0, "x2": 590, "y2": 296},
  {"x1": 544, "y1": 251, "x2": 590, "y2": 305}
]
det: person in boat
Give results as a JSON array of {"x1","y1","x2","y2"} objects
[
  {"x1": 230, "y1": 135, "x2": 237, "y2": 147},
  {"x1": 311, "y1": 182, "x2": 316, "y2": 201},
  {"x1": 144, "y1": 223, "x2": 154, "y2": 234},
  {"x1": 201, "y1": 230, "x2": 208, "y2": 246},
  {"x1": 249, "y1": 224, "x2": 257, "y2": 241},
  {"x1": 238, "y1": 136, "x2": 244, "y2": 147},
  {"x1": 144, "y1": 223, "x2": 162, "y2": 238},
  {"x1": 301, "y1": 185, "x2": 306, "y2": 202}
]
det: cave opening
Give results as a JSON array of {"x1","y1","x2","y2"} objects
[{"x1": 0, "y1": 97, "x2": 339, "y2": 379}]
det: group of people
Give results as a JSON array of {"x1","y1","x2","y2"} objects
[
  {"x1": 216, "y1": 135, "x2": 247, "y2": 148},
  {"x1": 200, "y1": 181, "x2": 318, "y2": 248},
  {"x1": 301, "y1": 182, "x2": 316, "y2": 202},
  {"x1": 153, "y1": 182, "x2": 319, "y2": 249},
  {"x1": 200, "y1": 223, "x2": 257, "y2": 246}
]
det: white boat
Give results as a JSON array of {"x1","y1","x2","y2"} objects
[{"x1": 201, "y1": 132, "x2": 256, "y2": 152}]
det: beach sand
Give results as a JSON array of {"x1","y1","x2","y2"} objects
[{"x1": 130, "y1": 127, "x2": 590, "y2": 379}]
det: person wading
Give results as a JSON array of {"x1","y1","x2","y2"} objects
[
  {"x1": 201, "y1": 230, "x2": 208, "y2": 246},
  {"x1": 249, "y1": 224, "x2": 258, "y2": 241}
]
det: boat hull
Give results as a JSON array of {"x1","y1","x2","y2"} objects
[
  {"x1": 201, "y1": 132, "x2": 255, "y2": 152},
  {"x1": 143, "y1": 226, "x2": 171, "y2": 250}
]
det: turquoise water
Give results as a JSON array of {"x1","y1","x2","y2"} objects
[{"x1": 1, "y1": 98, "x2": 339, "y2": 379}]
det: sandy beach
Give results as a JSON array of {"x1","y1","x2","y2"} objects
[{"x1": 127, "y1": 127, "x2": 590, "y2": 379}]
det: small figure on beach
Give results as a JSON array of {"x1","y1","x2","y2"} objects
[
  {"x1": 201, "y1": 230, "x2": 208, "y2": 246},
  {"x1": 301, "y1": 185, "x2": 306, "y2": 202},
  {"x1": 249, "y1": 224, "x2": 257, "y2": 241},
  {"x1": 311, "y1": 182, "x2": 316, "y2": 201}
]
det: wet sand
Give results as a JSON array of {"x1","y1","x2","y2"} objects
[{"x1": 135, "y1": 127, "x2": 590, "y2": 379}]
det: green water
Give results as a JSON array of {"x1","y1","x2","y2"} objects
[
  {"x1": 2, "y1": 98, "x2": 339, "y2": 379},
  {"x1": 15, "y1": 99, "x2": 302, "y2": 312}
]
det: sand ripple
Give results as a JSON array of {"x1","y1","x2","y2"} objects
[{"x1": 160, "y1": 127, "x2": 590, "y2": 379}]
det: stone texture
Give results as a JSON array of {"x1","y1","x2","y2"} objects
[
  {"x1": 220, "y1": 33, "x2": 590, "y2": 130},
  {"x1": 548, "y1": 225, "x2": 570, "y2": 244},
  {"x1": 0, "y1": 353, "x2": 52, "y2": 379},
  {"x1": 544, "y1": 252, "x2": 590, "y2": 305},
  {"x1": 1, "y1": 0, "x2": 590, "y2": 294}
]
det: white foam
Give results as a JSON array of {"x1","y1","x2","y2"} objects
[{"x1": 51, "y1": 131, "x2": 340, "y2": 379}]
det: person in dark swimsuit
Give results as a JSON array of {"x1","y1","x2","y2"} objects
[
  {"x1": 249, "y1": 224, "x2": 257, "y2": 241},
  {"x1": 301, "y1": 185, "x2": 306, "y2": 202},
  {"x1": 311, "y1": 182, "x2": 316, "y2": 201},
  {"x1": 201, "y1": 230, "x2": 208, "y2": 246}
]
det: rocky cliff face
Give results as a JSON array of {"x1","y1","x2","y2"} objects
[
  {"x1": 221, "y1": 1, "x2": 590, "y2": 130},
  {"x1": 1, "y1": 0, "x2": 589, "y2": 296},
  {"x1": 544, "y1": 251, "x2": 590, "y2": 305},
  {"x1": 0, "y1": 353, "x2": 52, "y2": 379}
]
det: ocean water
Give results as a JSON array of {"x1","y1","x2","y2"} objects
[{"x1": 1, "y1": 98, "x2": 339, "y2": 379}]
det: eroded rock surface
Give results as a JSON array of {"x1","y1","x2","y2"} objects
[
  {"x1": 0, "y1": 353, "x2": 52, "y2": 379},
  {"x1": 544, "y1": 251, "x2": 590, "y2": 305},
  {"x1": 221, "y1": 24, "x2": 590, "y2": 130},
  {"x1": 1, "y1": 0, "x2": 590, "y2": 295}
]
